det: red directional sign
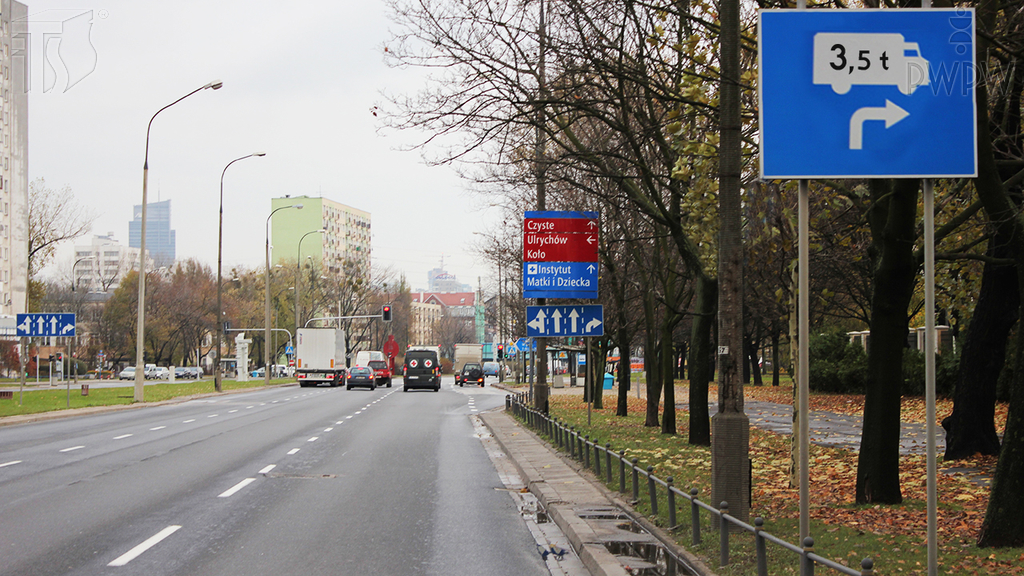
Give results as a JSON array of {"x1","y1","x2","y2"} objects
[
  {"x1": 523, "y1": 233, "x2": 598, "y2": 262},
  {"x1": 524, "y1": 217, "x2": 598, "y2": 235}
]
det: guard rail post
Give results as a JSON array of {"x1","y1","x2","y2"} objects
[
  {"x1": 860, "y1": 558, "x2": 874, "y2": 576},
  {"x1": 619, "y1": 451, "x2": 627, "y2": 494},
  {"x1": 631, "y1": 458, "x2": 640, "y2": 503},
  {"x1": 605, "y1": 443, "x2": 613, "y2": 484},
  {"x1": 754, "y1": 518, "x2": 767, "y2": 576},
  {"x1": 569, "y1": 427, "x2": 576, "y2": 458},
  {"x1": 647, "y1": 466, "x2": 658, "y2": 516},
  {"x1": 720, "y1": 501, "x2": 730, "y2": 567},
  {"x1": 690, "y1": 488, "x2": 702, "y2": 545},
  {"x1": 593, "y1": 441, "x2": 601, "y2": 476},
  {"x1": 667, "y1": 478, "x2": 677, "y2": 529},
  {"x1": 584, "y1": 436, "x2": 591, "y2": 469},
  {"x1": 801, "y1": 537, "x2": 814, "y2": 576}
]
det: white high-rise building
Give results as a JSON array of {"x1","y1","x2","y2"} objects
[
  {"x1": 0, "y1": 0, "x2": 28, "y2": 316},
  {"x1": 73, "y1": 234, "x2": 148, "y2": 293}
]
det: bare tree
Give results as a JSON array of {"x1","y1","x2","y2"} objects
[{"x1": 28, "y1": 178, "x2": 94, "y2": 275}]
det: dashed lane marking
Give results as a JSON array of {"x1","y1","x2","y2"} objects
[
  {"x1": 0, "y1": 460, "x2": 21, "y2": 468},
  {"x1": 218, "y1": 478, "x2": 256, "y2": 498},
  {"x1": 259, "y1": 465, "x2": 276, "y2": 474},
  {"x1": 107, "y1": 525, "x2": 182, "y2": 567},
  {"x1": 113, "y1": 434, "x2": 133, "y2": 440},
  {"x1": 60, "y1": 446, "x2": 85, "y2": 453},
  {"x1": 287, "y1": 448, "x2": 300, "y2": 455}
]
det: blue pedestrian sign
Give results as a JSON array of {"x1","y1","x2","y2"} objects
[
  {"x1": 759, "y1": 9, "x2": 976, "y2": 179},
  {"x1": 526, "y1": 305, "x2": 604, "y2": 338},
  {"x1": 17, "y1": 313, "x2": 76, "y2": 337}
]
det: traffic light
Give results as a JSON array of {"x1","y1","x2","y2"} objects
[
  {"x1": 497, "y1": 344, "x2": 504, "y2": 359},
  {"x1": 381, "y1": 304, "x2": 392, "y2": 322},
  {"x1": 56, "y1": 353, "x2": 63, "y2": 362}
]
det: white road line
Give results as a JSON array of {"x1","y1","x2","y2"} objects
[
  {"x1": 287, "y1": 448, "x2": 300, "y2": 455},
  {"x1": 113, "y1": 434, "x2": 133, "y2": 440},
  {"x1": 183, "y1": 419, "x2": 196, "y2": 423},
  {"x1": 60, "y1": 446, "x2": 85, "y2": 453},
  {"x1": 258, "y1": 465, "x2": 276, "y2": 474},
  {"x1": 335, "y1": 421, "x2": 343, "y2": 425},
  {"x1": 345, "y1": 415, "x2": 353, "y2": 419},
  {"x1": 246, "y1": 406, "x2": 254, "y2": 409},
  {"x1": 354, "y1": 411, "x2": 362, "y2": 415},
  {"x1": 228, "y1": 410, "x2": 238, "y2": 413},
  {"x1": 0, "y1": 460, "x2": 21, "y2": 468},
  {"x1": 271, "y1": 401, "x2": 278, "y2": 404},
  {"x1": 107, "y1": 525, "x2": 182, "y2": 567},
  {"x1": 207, "y1": 414, "x2": 218, "y2": 418},
  {"x1": 149, "y1": 426, "x2": 166, "y2": 431},
  {"x1": 307, "y1": 437, "x2": 319, "y2": 442},
  {"x1": 218, "y1": 478, "x2": 256, "y2": 498},
  {"x1": 324, "y1": 427, "x2": 334, "y2": 432}
]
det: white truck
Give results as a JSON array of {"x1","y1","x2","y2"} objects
[
  {"x1": 296, "y1": 328, "x2": 347, "y2": 387},
  {"x1": 453, "y1": 343, "x2": 483, "y2": 375}
]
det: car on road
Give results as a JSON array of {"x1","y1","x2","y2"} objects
[
  {"x1": 118, "y1": 367, "x2": 135, "y2": 380},
  {"x1": 251, "y1": 367, "x2": 265, "y2": 378},
  {"x1": 482, "y1": 361, "x2": 500, "y2": 379},
  {"x1": 456, "y1": 362, "x2": 485, "y2": 387},
  {"x1": 403, "y1": 349, "x2": 440, "y2": 392},
  {"x1": 368, "y1": 360, "x2": 392, "y2": 388},
  {"x1": 346, "y1": 366, "x2": 376, "y2": 390}
]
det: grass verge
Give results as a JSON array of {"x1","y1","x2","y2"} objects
[
  {"x1": 0, "y1": 378, "x2": 294, "y2": 418},
  {"x1": 509, "y1": 385, "x2": 1022, "y2": 575}
]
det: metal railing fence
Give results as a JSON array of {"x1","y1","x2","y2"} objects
[{"x1": 506, "y1": 393, "x2": 875, "y2": 576}]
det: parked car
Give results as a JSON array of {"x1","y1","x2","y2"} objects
[
  {"x1": 174, "y1": 367, "x2": 201, "y2": 379},
  {"x1": 251, "y1": 367, "x2": 265, "y2": 378},
  {"x1": 482, "y1": 361, "x2": 500, "y2": 379},
  {"x1": 186, "y1": 367, "x2": 204, "y2": 379},
  {"x1": 367, "y1": 360, "x2": 392, "y2": 388},
  {"x1": 403, "y1": 349, "x2": 440, "y2": 392},
  {"x1": 118, "y1": 367, "x2": 136, "y2": 380},
  {"x1": 456, "y1": 362, "x2": 485, "y2": 387},
  {"x1": 346, "y1": 366, "x2": 376, "y2": 390},
  {"x1": 148, "y1": 366, "x2": 170, "y2": 380}
]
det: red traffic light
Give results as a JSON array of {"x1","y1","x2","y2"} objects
[{"x1": 381, "y1": 304, "x2": 392, "y2": 322}]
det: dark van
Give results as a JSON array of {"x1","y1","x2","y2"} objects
[{"x1": 403, "y1": 350, "x2": 441, "y2": 392}]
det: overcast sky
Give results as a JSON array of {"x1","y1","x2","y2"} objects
[{"x1": 29, "y1": 0, "x2": 500, "y2": 292}]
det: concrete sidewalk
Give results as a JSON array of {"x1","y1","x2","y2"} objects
[{"x1": 480, "y1": 407, "x2": 714, "y2": 576}]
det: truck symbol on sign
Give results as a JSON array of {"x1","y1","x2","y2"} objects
[{"x1": 813, "y1": 33, "x2": 929, "y2": 95}]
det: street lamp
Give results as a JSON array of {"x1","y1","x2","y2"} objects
[
  {"x1": 216, "y1": 152, "x2": 266, "y2": 393},
  {"x1": 266, "y1": 204, "x2": 303, "y2": 386},
  {"x1": 296, "y1": 229, "x2": 326, "y2": 337},
  {"x1": 135, "y1": 79, "x2": 223, "y2": 402}
]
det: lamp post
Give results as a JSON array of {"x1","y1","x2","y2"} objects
[
  {"x1": 216, "y1": 152, "x2": 266, "y2": 393},
  {"x1": 266, "y1": 204, "x2": 302, "y2": 386},
  {"x1": 296, "y1": 229, "x2": 325, "y2": 337},
  {"x1": 135, "y1": 80, "x2": 223, "y2": 402}
]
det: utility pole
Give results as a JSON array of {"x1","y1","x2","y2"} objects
[
  {"x1": 533, "y1": 0, "x2": 550, "y2": 414},
  {"x1": 710, "y1": 0, "x2": 750, "y2": 525}
]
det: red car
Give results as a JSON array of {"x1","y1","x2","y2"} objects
[{"x1": 368, "y1": 360, "x2": 392, "y2": 388}]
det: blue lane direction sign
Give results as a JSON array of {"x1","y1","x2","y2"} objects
[
  {"x1": 16, "y1": 313, "x2": 76, "y2": 337},
  {"x1": 523, "y1": 261, "x2": 599, "y2": 299},
  {"x1": 515, "y1": 337, "x2": 536, "y2": 352},
  {"x1": 759, "y1": 9, "x2": 976, "y2": 179},
  {"x1": 526, "y1": 305, "x2": 604, "y2": 338}
]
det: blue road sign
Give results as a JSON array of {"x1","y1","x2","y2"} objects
[
  {"x1": 759, "y1": 9, "x2": 976, "y2": 179},
  {"x1": 523, "y1": 261, "x2": 599, "y2": 300},
  {"x1": 515, "y1": 337, "x2": 537, "y2": 352},
  {"x1": 526, "y1": 305, "x2": 604, "y2": 338},
  {"x1": 285, "y1": 345, "x2": 295, "y2": 355},
  {"x1": 16, "y1": 313, "x2": 76, "y2": 337}
]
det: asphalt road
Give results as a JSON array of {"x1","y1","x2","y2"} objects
[{"x1": 0, "y1": 377, "x2": 548, "y2": 576}]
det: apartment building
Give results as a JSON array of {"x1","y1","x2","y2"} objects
[
  {"x1": 73, "y1": 233, "x2": 148, "y2": 293},
  {"x1": 0, "y1": 0, "x2": 28, "y2": 316},
  {"x1": 269, "y1": 195, "x2": 371, "y2": 274}
]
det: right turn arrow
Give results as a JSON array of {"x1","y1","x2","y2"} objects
[{"x1": 849, "y1": 100, "x2": 909, "y2": 150}]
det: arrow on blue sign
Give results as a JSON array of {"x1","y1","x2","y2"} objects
[{"x1": 526, "y1": 305, "x2": 604, "y2": 337}]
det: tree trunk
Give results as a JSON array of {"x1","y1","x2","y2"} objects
[
  {"x1": 856, "y1": 179, "x2": 919, "y2": 505},
  {"x1": 661, "y1": 320, "x2": 676, "y2": 435},
  {"x1": 616, "y1": 327, "x2": 631, "y2": 417},
  {"x1": 771, "y1": 327, "x2": 780, "y2": 387},
  {"x1": 592, "y1": 336, "x2": 605, "y2": 410},
  {"x1": 978, "y1": 311, "x2": 1024, "y2": 546},
  {"x1": 943, "y1": 239, "x2": 1016, "y2": 460},
  {"x1": 688, "y1": 275, "x2": 716, "y2": 445},
  {"x1": 644, "y1": 285, "x2": 662, "y2": 428}
]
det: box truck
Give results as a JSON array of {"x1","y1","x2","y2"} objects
[{"x1": 296, "y1": 328, "x2": 347, "y2": 387}]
